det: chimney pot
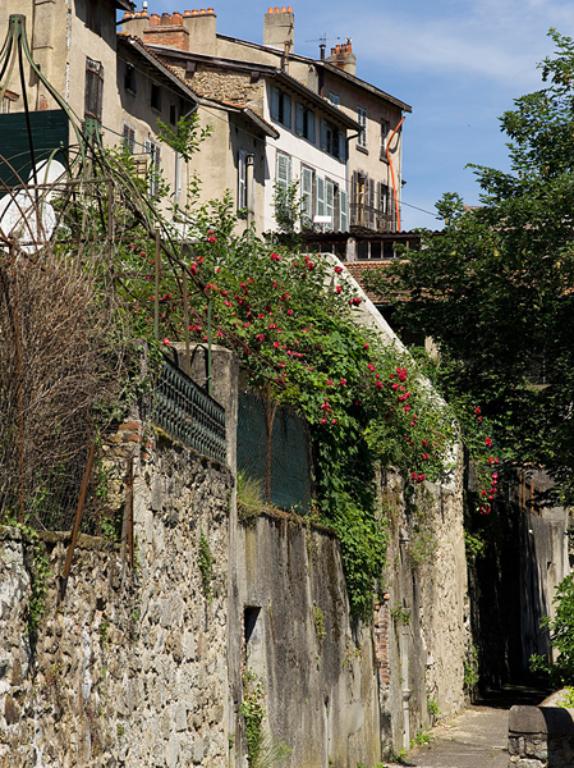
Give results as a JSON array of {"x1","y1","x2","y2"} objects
[
  {"x1": 327, "y1": 36, "x2": 357, "y2": 76},
  {"x1": 172, "y1": 11, "x2": 183, "y2": 24},
  {"x1": 149, "y1": 12, "x2": 160, "y2": 25}
]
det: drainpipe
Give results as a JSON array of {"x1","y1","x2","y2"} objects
[
  {"x1": 398, "y1": 529, "x2": 411, "y2": 751},
  {"x1": 400, "y1": 633, "x2": 412, "y2": 751},
  {"x1": 64, "y1": 0, "x2": 72, "y2": 103}
]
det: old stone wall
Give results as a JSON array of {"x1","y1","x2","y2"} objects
[
  {"x1": 166, "y1": 61, "x2": 265, "y2": 114},
  {"x1": 508, "y1": 705, "x2": 574, "y2": 768},
  {"x1": 378, "y1": 457, "x2": 469, "y2": 754},
  {"x1": 0, "y1": 433, "x2": 232, "y2": 768}
]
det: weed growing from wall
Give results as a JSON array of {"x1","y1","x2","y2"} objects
[
  {"x1": 390, "y1": 604, "x2": 411, "y2": 627},
  {"x1": 312, "y1": 604, "x2": 326, "y2": 642},
  {"x1": 240, "y1": 671, "x2": 265, "y2": 767}
]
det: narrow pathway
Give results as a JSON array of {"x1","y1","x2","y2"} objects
[
  {"x1": 393, "y1": 705, "x2": 509, "y2": 768},
  {"x1": 385, "y1": 685, "x2": 547, "y2": 768}
]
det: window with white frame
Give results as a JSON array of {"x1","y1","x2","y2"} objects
[
  {"x1": 145, "y1": 140, "x2": 161, "y2": 197},
  {"x1": 357, "y1": 107, "x2": 367, "y2": 148}
]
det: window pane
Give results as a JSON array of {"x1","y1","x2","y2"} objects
[
  {"x1": 306, "y1": 110, "x2": 316, "y2": 143},
  {"x1": 296, "y1": 104, "x2": 305, "y2": 136},
  {"x1": 283, "y1": 94, "x2": 292, "y2": 128}
]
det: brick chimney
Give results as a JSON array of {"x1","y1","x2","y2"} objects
[
  {"x1": 327, "y1": 37, "x2": 356, "y2": 76},
  {"x1": 263, "y1": 6, "x2": 294, "y2": 52},
  {"x1": 182, "y1": 9, "x2": 217, "y2": 55},
  {"x1": 142, "y1": 11, "x2": 190, "y2": 51}
]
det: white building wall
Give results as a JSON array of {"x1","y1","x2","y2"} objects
[{"x1": 261, "y1": 85, "x2": 348, "y2": 233}]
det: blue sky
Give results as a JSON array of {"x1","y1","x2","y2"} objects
[{"x1": 150, "y1": 0, "x2": 574, "y2": 228}]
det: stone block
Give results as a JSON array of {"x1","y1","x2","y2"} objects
[{"x1": 4, "y1": 694, "x2": 20, "y2": 725}]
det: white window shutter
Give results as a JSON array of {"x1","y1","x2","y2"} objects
[
  {"x1": 325, "y1": 179, "x2": 334, "y2": 228},
  {"x1": 317, "y1": 176, "x2": 325, "y2": 217},
  {"x1": 340, "y1": 189, "x2": 348, "y2": 232}
]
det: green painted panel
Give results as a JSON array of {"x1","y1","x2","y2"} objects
[
  {"x1": 0, "y1": 109, "x2": 68, "y2": 187},
  {"x1": 237, "y1": 392, "x2": 312, "y2": 512}
]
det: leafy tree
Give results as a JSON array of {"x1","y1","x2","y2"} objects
[
  {"x1": 369, "y1": 30, "x2": 574, "y2": 503},
  {"x1": 531, "y1": 573, "x2": 574, "y2": 685}
]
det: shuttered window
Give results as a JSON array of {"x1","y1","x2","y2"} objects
[
  {"x1": 325, "y1": 179, "x2": 335, "y2": 227},
  {"x1": 238, "y1": 151, "x2": 249, "y2": 211},
  {"x1": 316, "y1": 176, "x2": 325, "y2": 217},
  {"x1": 275, "y1": 151, "x2": 291, "y2": 192},
  {"x1": 270, "y1": 87, "x2": 292, "y2": 129},
  {"x1": 85, "y1": 58, "x2": 103, "y2": 123},
  {"x1": 123, "y1": 124, "x2": 135, "y2": 154},
  {"x1": 296, "y1": 104, "x2": 316, "y2": 143},
  {"x1": 357, "y1": 107, "x2": 367, "y2": 147},
  {"x1": 301, "y1": 166, "x2": 314, "y2": 224},
  {"x1": 340, "y1": 189, "x2": 348, "y2": 232},
  {"x1": 145, "y1": 140, "x2": 161, "y2": 197}
]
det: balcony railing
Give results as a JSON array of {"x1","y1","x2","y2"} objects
[
  {"x1": 152, "y1": 356, "x2": 227, "y2": 463},
  {"x1": 350, "y1": 203, "x2": 397, "y2": 233}
]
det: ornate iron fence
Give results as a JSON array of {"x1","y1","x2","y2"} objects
[{"x1": 152, "y1": 356, "x2": 227, "y2": 463}]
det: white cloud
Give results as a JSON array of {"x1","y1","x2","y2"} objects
[{"x1": 318, "y1": 0, "x2": 574, "y2": 88}]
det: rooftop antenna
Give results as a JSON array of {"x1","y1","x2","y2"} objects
[{"x1": 305, "y1": 34, "x2": 336, "y2": 61}]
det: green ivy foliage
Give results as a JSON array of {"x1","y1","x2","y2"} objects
[
  {"x1": 532, "y1": 574, "x2": 574, "y2": 685},
  {"x1": 106, "y1": 191, "x2": 455, "y2": 618}
]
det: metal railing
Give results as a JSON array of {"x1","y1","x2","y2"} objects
[
  {"x1": 350, "y1": 203, "x2": 397, "y2": 232},
  {"x1": 152, "y1": 356, "x2": 227, "y2": 463}
]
